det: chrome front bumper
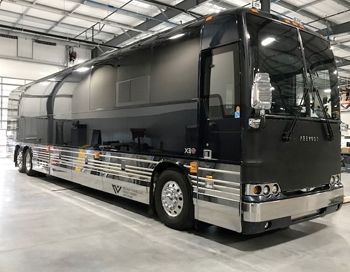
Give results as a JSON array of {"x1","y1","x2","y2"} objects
[{"x1": 243, "y1": 187, "x2": 344, "y2": 222}]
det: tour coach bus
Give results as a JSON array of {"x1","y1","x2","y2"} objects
[{"x1": 8, "y1": 8, "x2": 344, "y2": 234}]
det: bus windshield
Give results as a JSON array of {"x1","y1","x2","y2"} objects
[{"x1": 246, "y1": 14, "x2": 339, "y2": 120}]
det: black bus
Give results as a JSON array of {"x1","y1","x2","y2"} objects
[{"x1": 8, "y1": 8, "x2": 344, "y2": 234}]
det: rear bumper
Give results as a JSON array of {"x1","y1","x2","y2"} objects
[{"x1": 242, "y1": 187, "x2": 344, "y2": 234}]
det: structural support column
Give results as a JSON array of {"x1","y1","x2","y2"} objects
[{"x1": 260, "y1": 0, "x2": 271, "y2": 13}]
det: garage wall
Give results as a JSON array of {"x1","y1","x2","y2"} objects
[
  {"x1": 0, "y1": 34, "x2": 91, "y2": 80},
  {"x1": 0, "y1": 34, "x2": 92, "y2": 157}
]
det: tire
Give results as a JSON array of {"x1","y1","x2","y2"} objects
[
  {"x1": 17, "y1": 149, "x2": 25, "y2": 173},
  {"x1": 154, "y1": 169, "x2": 194, "y2": 230},
  {"x1": 24, "y1": 149, "x2": 36, "y2": 176}
]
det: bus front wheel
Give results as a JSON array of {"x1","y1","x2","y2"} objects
[{"x1": 154, "y1": 169, "x2": 194, "y2": 230}]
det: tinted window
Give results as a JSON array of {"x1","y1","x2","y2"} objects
[
  {"x1": 203, "y1": 44, "x2": 239, "y2": 119},
  {"x1": 301, "y1": 31, "x2": 339, "y2": 119},
  {"x1": 247, "y1": 14, "x2": 305, "y2": 116}
]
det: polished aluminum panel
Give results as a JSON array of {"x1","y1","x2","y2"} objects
[
  {"x1": 243, "y1": 187, "x2": 344, "y2": 222},
  {"x1": 24, "y1": 144, "x2": 244, "y2": 231},
  {"x1": 31, "y1": 145, "x2": 50, "y2": 174},
  {"x1": 188, "y1": 161, "x2": 242, "y2": 232}
]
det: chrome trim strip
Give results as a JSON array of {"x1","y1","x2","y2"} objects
[
  {"x1": 243, "y1": 188, "x2": 344, "y2": 222},
  {"x1": 190, "y1": 175, "x2": 240, "y2": 187},
  {"x1": 194, "y1": 186, "x2": 240, "y2": 201},
  {"x1": 100, "y1": 154, "x2": 158, "y2": 164}
]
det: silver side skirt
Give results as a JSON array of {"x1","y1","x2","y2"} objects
[{"x1": 28, "y1": 144, "x2": 243, "y2": 231}]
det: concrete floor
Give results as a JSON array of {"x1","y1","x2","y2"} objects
[{"x1": 0, "y1": 158, "x2": 350, "y2": 272}]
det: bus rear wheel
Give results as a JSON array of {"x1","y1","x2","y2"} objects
[
  {"x1": 24, "y1": 149, "x2": 35, "y2": 176},
  {"x1": 17, "y1": 150, "x2": 25, "y2": 173},
  {"x1": 154, "y1": 169, "x2": 194, "y2": 230}
]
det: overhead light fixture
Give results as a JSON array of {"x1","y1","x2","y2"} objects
[
  {"x1": 261, "y1": 37, "x2": 276, "y2": 46},
  {"x1": 40, "y1": 81, "x2": 50, "y2": 86},
  {"x1": 169, "y1": 33, "x2": 185, "y2": 40},
  {"x1": 324, "y1": 89, "x2": 331, "y2": 93},
  {"x1": 75, "y1": 67, "x2": 90, "y2": 73}
]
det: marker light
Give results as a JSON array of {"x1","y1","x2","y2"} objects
[
  {"x1": 189, "y1": 162, "x2": 198, "y2": 174},
  {"x1": 169, "y1": 33, "x2": 185, "y2": 40},
  {"x1": 206, "y1": 15, "x2": 214, "y2": 22},
  {"x1": 76, "y1": 67, "x2": 90, "y2": 73},
  {"x1": 261, "y1": 37, "x2": 276, "y2": 46},
  {"x1": 253, "y1": 185, "x2": 262, "y2": 195},
  {"x1": 249, "y1": 7, "x2": 259, "y2": 14}
]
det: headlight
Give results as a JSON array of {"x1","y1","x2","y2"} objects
[
  {"x1": 330, "y1": 174, "x2": 342, "y2": 188},
  {"x1": 334, "y1": 175, "x2": 340, "y2": 183},
  {"x1": 263, "y1": 185, "x2": 270, "y2": 195},
  {"x1": 330, "y1": 175, "x2": 336, "y2": 186},
  {"x1": 245, "y1": 183, "x2": 281, "y2": 197},
  {"x1": 272, "y1": 184, "x2": 279, "y2": 194}
]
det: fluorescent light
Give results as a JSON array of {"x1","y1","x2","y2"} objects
[
  {"x1": 169, "y1": 33, "x2": 185, "y2": 40},
  {"x1": 75, "y1": 67, "x2": 90, "y2": 73},
  {"x1": 324, "y1": 89, "x2": 331, "y2": 93},
  {"x1": 133, "y1": 0, "x2": 151, "y2": 9},
  {"x1": 261, "y1": 37, "x2": 276, "y2": 46}
]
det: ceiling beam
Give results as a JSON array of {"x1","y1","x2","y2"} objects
[
  {"x1": 274, "y1": 0, "x2": 327, "y2": 27},
  {"x1": 3, "y1": 0, "x2": 149, "y2": 33},
  {"x1": 0, "y1": 22, "x2": 120, "y2": 48},
  {"x1": 336, "y1": 56, "x2": 350, "y2": 68},
  {"x1": 12, "y1": 0, "x2": 38, "y2": 28},
  {"x1": 319, "y1": 21, "x2": 350, "y2": 36},
  {"x1": 332, "y1": 0, "x2": 350, "y2": 9},
  {"x1": 46, "y1": 4, "x2": 81, "y2": 34},
  {"x1": 83, "y1": 0, "x2": 177, "y2": 26},
  {"x1": 0, "y1": 9, "x2": 116, "y2": 37},
  {"x1": 103, "y1": 0, "x2": 219, "y2": 48}
]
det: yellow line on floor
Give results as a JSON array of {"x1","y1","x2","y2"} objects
[{"x1": 344, "y1": 196, "x2": 350, "y2": 204}]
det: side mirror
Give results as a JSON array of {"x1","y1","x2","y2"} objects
[{"x1": 251, "y1": 73, "x2": 273, "y2": 111}]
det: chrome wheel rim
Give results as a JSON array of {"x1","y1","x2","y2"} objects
[
  {"x1": 17, "y1": 152, "x2": 23, "y2": 169},
  {"x1": 25, "y1": 153, "x2": 31, "y2": 171},
  {"x1": 161, "y1": 181, "x2": 184, "y2": 217}
]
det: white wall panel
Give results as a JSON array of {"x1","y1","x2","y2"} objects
[
  {"x1": 17, "y1": 37, "x2": 33, "y2": 59},
  {"x1": 0, "y1": 37, "x2": 17, "y2": 57},
  {"x1": 33, "y1": 42, "x2": 66, "y2": 66},
  {"x1": 0, "y1": 59, "x2": 61, "y2": 80}
]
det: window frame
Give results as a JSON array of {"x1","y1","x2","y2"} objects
[{"x1": 200, "y1": 42, "x2": 241, "y2": 120}]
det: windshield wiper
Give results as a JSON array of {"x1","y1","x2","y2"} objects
[
  {"x1": 281, "y1": 87, "x2": 309, "y2": 142},
  {"x1": 313, "y1": 87, "x2": 334, "y2": 141}
]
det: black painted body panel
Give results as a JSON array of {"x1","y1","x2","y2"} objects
[{"x1": 242, "y1": 117, "x2": 341, "y2": 192}]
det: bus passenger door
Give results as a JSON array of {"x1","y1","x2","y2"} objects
[{"x1": 199, "y1": 43, "x2": 241, "y2": 163}]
